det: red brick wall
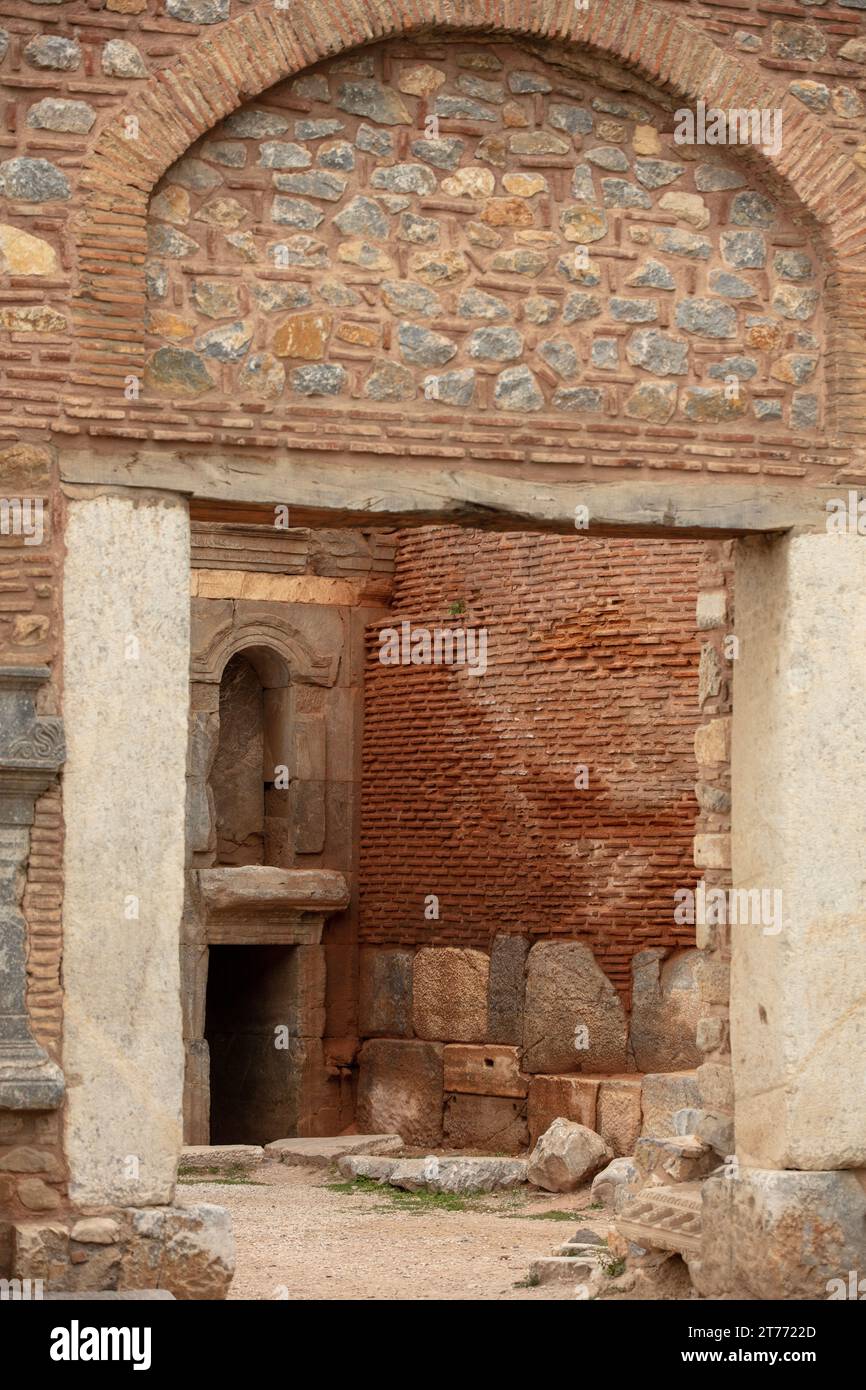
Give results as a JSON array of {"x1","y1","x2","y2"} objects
[{"x1": 360, "y1": 531, "x2": 703, "y2": 1003}]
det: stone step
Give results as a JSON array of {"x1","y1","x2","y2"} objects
[
  {"x1": 264, "y1": 1134, "x2": 403, "y2": 1167},
  {"x1": 179, "y1": 1144, "x2": 264, "y2": 1172},
  {"x1": 529, "y1": 1256, "x2": 598, "y2": 1286}
]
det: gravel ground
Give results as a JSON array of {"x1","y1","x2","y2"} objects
[{"x1": 180, "y1": 1163, "x2": 615, "y2": 1301}]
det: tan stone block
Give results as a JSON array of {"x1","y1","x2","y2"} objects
[
  {"x1": 336, "y1": 321, "x2": 378, "y2": 347},
  {"x1": 694, "y1": 717, "x2": 731, "y2": 765},
  {"x1": 443, "y1": 1044, "x2": 527, "y2": 1098},
  {"x1": 694, "y1": 833, "x2": 731, "y2": 869},
  {"x1": 413, "y1": 947, "x2": 488, "y2": 1042},
  {"x1": 527, "y1": 1075, "x2": 599, "y2": 1146},
  {"x1": 481, "y1": 197, "x2": 533, "y2": 227},
  {"x1": 597, "y1": 1078, "x2": 642, "y2": 1156},
  {"x1": 633, "y1": 124, "x2": 661, "y2": 154},
  {"x1": 444, "y1": 1094, "x2": 527, "y2": 1153},
  {"x1": 0, "y1": 224, "x2": 58, "y2": 276},
  {"x1": 272, "y1": 311, "x2": 331, "y2": 360},
  {"x1": 398, "y1": 64, "x2": 446, "y2": 96},
  {"x1": 357, "y1": 1039, "x2": 444, "y2": 1146}
]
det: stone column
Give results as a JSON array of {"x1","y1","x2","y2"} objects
[
  {"x1": 0, "y1": 667, "x2": 65, "y2": 1110},
  {"x1": 697, "y1": 531, "x2": 866, "y2": 1298},
  {"x1": 62, "y1": 490, "x2": 189, "y2": 1206}
]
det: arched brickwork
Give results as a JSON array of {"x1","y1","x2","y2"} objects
[{"x1": 72, "y1": 0, "x2": 866, "y2": 439}]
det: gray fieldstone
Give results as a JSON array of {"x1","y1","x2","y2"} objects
[
  {"x1": 318, "y1": 141, "x2": 355, "y2": 171},
  {"x1": 553, "y1": 386, "x2": 604, "y2": 412},
  {"x1": 590, "y1": 1156, "x2": 638, "y2": 1206},
  {"x1": 635, "y1": 158, "x2": 684, "y2": 189},
  {"x1": 487, "y1": 934, "x2": 529, "y2": 1045},
  {"x1": 510, "y1": 131, "x2": 570, "y2": 155},
  {"x1": 272, "y1": 198, "x2": 323, "y2": 230},
  {"x1": 791, "y1": 392, "x2": 819, "y2": 428},
  {"x1": 145, "y1": 347, "x2": 214, "y2": 396},
  {"x1": 524, "y1": 296, "x2": 558, "y2": 324},
  {"x1": 411, "y1": 136, "x2": 464, "y2": 170},
  {"x1": 145, "y1": 264, "x2": 168, "y2": 300},
  {"x1": 364, "y1": 360, "x2": 416, "y2": 402},
  {"x1": 468, "y1": 326, "x2": 523, "y2": 361},
  {"x1": 294, "y1": 119, "x2": 344, "y2": 141},
  {"x1": 602, "y1": 179, "x2": 651, "y2": 209},
  {"x1": 204, "y1": 141, "x2": 247, "y2": 167},
  {"x1": 694, "y1": 164, "x2": 746, "y2": 192},
  {"x1": 527, "y1": 1119, "x2": 613, "y2": 1192},
  {"x1": 398, "y1": 213, "x2": 439, "y2": 245},
  {"x1": 435, "y1": 95, "x2": 497, "y2": 122},
  {"x1": 591, "y1": 338, "x2": 619, "y2": 369},
  {"x1": 356, "y1": 124, "x2": 394, "y2": 157},
  {"x1": 238, "y1": 352, "x2": 285, "y2": 399},
  {"x1": 772, "y1": 284, "x2": 819, "y2": 321},
  {"x1": 627, "y1": 259, "x2": 675, "y2": 290},
  {"x1": 260, "y1": 143, "x2": 312, "y2": 170},
  {"x1": 224, "y1": 110, "x2": 289, "y2": 138},
  {"x1": 754, "y1": 399, "x2": 782, "y2": 421},
  {"x1": 268, "y1": 235, "x2": 328, "y2": 268},
  {"x1": 382, "y1": 280, "x2": 440, "y2": 318},
  {"x1": 337, "y1": 81, "x2": 411, "y2": 125},
  {"x1": 593, "y1": 96, "x2": 649, "y2": 121},
  {"x1": 273, "y1": 171, "x2": 346, "y2": 201},
  {"x1": 774, "y1": 250, "x2": 813, "y2": 281},
  {"x1": 371, "y1": 163, "x2": 436, "y2": 194},
  {"x1": 166, "y1": 0, "x2": 228, "y2": 21},
  {"x1": 627, "y1": 328, "x2": 689, "y2": 376},
  {"x1": 707, "y1": 355, "x2": 757, "y2": 380},
  {"x1": 556, "y1": 256, "x2": 601, "y2": 287},
  {"x1": 194, "y1": 321, "x2": 252, "y2": 363},
  {"x1": 708, "y1": 270, "x2": 756, "y2": 299},
  {"x1": 585, "y1": 146, "x2": 629, "y2": 172},
  {"x1": 458, "y1": 288, "x2": 508, "y2": 320},
  {"x1": 624, "y1": 380, "x2": 677, "y2": 422},
  {"x1": 509, "y1": 70, "x2": 552, "y2": 93},
  {"x1": 26, "y1": 99, "x2": 95, "y2": 134},
  {"x1": 539, "y1": 339, "x2": 578, "y2": 377},
  {"x1": 652, "y1": 227, "x2": 711, "y2": 259},
  {"x1": 318, "y1": 282, "x2": 360, "y2": 307},
  {"x1": 771, "y1": 21, "x2": 827, "y2": 62},
  {"x1": 398, "y1": 322, "x2": 456, "y2": 367},
  {"x1": 291, "y1": 74, "x2": 329, "y2": 101},
  {"x1": 770, "y1": 353, "x2": 818, "y2": 385},
  {"x1": 334, "y1": 195, "x2": 389, "y2": 239},
  {"x1": 790, "y1": 81, "x2": 830, "y2": 113},
  {"x1": 167, "y1": 158, "x2": 221, "y2": 193},
  {"x1": 610, "y1": 297, "x2": 658, "y2": 323},
  {"x1": 24, "y1": 36, "x2": 80, "y2": 70},
  {"x1": 570, "y1": 164, "x2": 596, "y2": 201},
  {"x1": 459, "y1": 74, "x2": 505, "y2": 103},
  {"x1": 676, "y1": 297, "x2": 737, "y2": 339},
  {"x1": 290, "y1": 364, "x2": 346, "y2": 396},
  {"x1": 563, "y1": 291, "x2": 602, "y2": 323},
  {"x1": 494, "y1": 365, "x2": 543, "y2": 411},
  {"x1": 424, "y1": 368, "x2": 476, "y2": 406},
  {"x1": 721, "y1": 229, "x2": 766, "y2": 268},
  {"x1": 490, "y1": 248, "x2": 547, "y2": 276},
  {"x1": 549, "y1": 105, "x2": 594, "y2": 136},
  {"x1": 0, "y1": 157, "x2": 70, "y2": 202},
  {"x1": 191, "y1": 279, "x2": 238, "y2": 317},
  {"x1": 730, "y1": 191, "x2": 776, "y2": 227}
]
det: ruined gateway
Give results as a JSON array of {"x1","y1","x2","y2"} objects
[{"x1": 1, "y1": 0, "x2": 865, "y2": 1307}]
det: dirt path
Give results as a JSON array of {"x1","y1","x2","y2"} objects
[{"x1": 180, "y1": 1164, "x2": 615, "y2": 1301}]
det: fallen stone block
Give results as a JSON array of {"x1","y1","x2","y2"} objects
[
  {"x1": 336, "y1": 1155, "x2": 399, "y2": 1182},
  {"x1": 387, "y1": 1155, "x2": 527, "y2": 1194},
  {"x1": 527, "y1": 1118, "x2": 612, "y2": 1193},
  {"x1": 590, "y1": 1156, "x2": 638, "y2": 1207},
  {"x1": 264, "y1": 1134, "x2": 403, "y2": 1167},
  {"x1": 179, "y1": 1144, "x2": 264, "y2": 1173}
]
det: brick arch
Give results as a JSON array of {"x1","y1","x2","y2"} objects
[{"x1": 74, "y1": 0, "x2": 866, "y2": 435}]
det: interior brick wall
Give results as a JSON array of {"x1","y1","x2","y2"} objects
[{"x1": 360, "y1": 530, "x2": 704, "y2": 1005}]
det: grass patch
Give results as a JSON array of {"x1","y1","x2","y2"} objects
[
  {"x1": 513, "y1": 1272, "x2": 541, "y2": 1289},
  {"x1": 325, "y1": 1175, "x2": 529, "y2": 1213},
  {"x1": 178, "y1": 1163, "x2": 262, "y2": 1186},
  {"x1": 519, "y1": 1209, "x2": 577, "y2": 1222},
  {"x1": 598, "y1": 1253, "x2": 626, "y2": 1278}
]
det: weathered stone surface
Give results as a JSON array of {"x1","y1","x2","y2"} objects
[
  {"x1": 549, "y1": 104, "x2": 593, "y2": 135},
  {"x1": 443, "y1": 1044, "x2": 526, "y2": 1098},
  {"x1": 631, "y1": 949, "x2": 703, "y2": 1073},
  {"x1": 682, "y1": 387, "x2": 747, "y2": 422},
  {"x1": 398, "y1": 322, "x2": 456, "y2": 367},
  {"x1": 223, "y1": 110, "x2": 289, "y2": 139},
  {"x1": 290, "y1": 364, "x2": 346, "y2": 396},
  {"x1": 167, "y1": 158, "x2": 221, "y2": 193},
  {"x1": 356, "y1": 124, "x2": 394, "y2": 157},
  {"x1": 0, "y1": 305, "x2": 66, "y2": 333},
  {"x1": 356, "y1": 1039, "x2": 444, "y2": 1146},
  {"x1": 149, "y1": 225, "x2": 198, "y2": 258},
  {"x1": 423, "y1": 368, "x2": 475, "y2": 406},
  {"x1": 382, "y1": 280, "x2": 440, "y2": 318},
  {"x1": 444, "y1": 1095, "x2": 528, "y2": 1152},
  {"x1": 602, "y1": 178, "x2": 651, "y2": 209},
  {"x1": 494, "y1": 365, "x2": 543, "y2": 411},
  {"x1": 634, "y1": 1134, "x2": 715, "y2": 1185},
  {"x1": 502, "y1": 172, "x2": 547, "y2": 198},
  {"x1": 294, "y1": 119, "x2": 344, "y2": 141},
  {"x1": 0, "y1": 224, "x2": 58, "y2": 275},
  {"x1": 27, "y1": 98, "x2": 95, "y2": 133},
  {"x1": 166, "y1": 0, "x2": 228, "y2": 21},
  {"x1": 371, "y1": 163, "x2": 436, "y2": 195},
  {"x1": 771, "y1": 21, "x2": 826, "y2": 61},
  {"x1": 468, "y1": 326, "x2": 523, "y2": 361},
  {"x1": 586, "y1": 145, "x2": 629, "y2": 172},
  {"x1": 397, "y1": 212, "x2": 439, "y2": 244},
  {"x1": 562, "y1": 291, "x2": 602, "y2": 323},
  {"x1": 387, "y1": 1156, "x2": 527, "y2": 1193},
  {"x1": 272, "y1": 197, "x2": 323, "y2": 230},
  {"x1": 523, "y1": 942, "x2": 629, "y2": 1073},
  {"x1": 24, "y1": 36, "x2": 80, "y2": 69},
  {"x1": 634, "y1": 158, "x2": 684, "y2": 189},
  {"x1": 457, "y1": 288, "x2": 509, "y2": 320},
  {"x1": 365, "y1": 360, "x2": 416, "y2": 402},
  {"x1": 191, "y1": 279, "x2": 238, "y2": 318},
  {"x1": 527, "y1": 1119, "x2": 612, "y2": 1192},
  {"x1": 652, "y1": 227, "x2": 711, "y2": 260},
  {"x1": 490, "y1": 248, "x2": 547, "y2": 276},
  {"x1": 597, "y1": 1078, "x2": 643, "y2": 1157},
  {"x1": 610, "y1": 297, "x2": 658, "y2": 323},
  {"x1": 659, "y1": 191, "x2": 709, "y2": 229},
  {"x1": 145, "y1": 347, "x2": 215, "y2": 396},
  {"x1": 721, "y1": 229, "x2": 766, "y2": 269},
  {"x1": 772, "y1": 284, "x2": 819, "y2": 321},
  {"x1": 398, "y1": 63, "x2": 446, "y2": 96},
  {"x1": 238, "y1": 352, "x2": 285, "y2": 399},
  {"x1": 790, "y1": 80, "x2": 830, "y2": 113},
  {"x1": 413, "y1": 947, "x2": 488, "y2": 1042},
  {"x1": 697, "y1": 1170, "x2": 866, "y2": 1300},
  {"x1": 358, "y1": 948, "x2": 414, "y2": 1036},
  {"x1": 179, "y1": 1145, "x2": 263, "y2": 1172},
  {"x1": 70, "y1": 1218, "x2": 121, "y2": 1245},
  {"x1": 272, "y1": 311, "x2": 331, "y2": 360},
  {"x1": 675, "y1": 298, "x2": 736, "y2": 339},
  {"x1": 527, "y1": 1075, "x2": 599, "y2": 1146},
  {"x1": 265, "y1": 1134, "x2": 402, "y2": 1167},
  {"x1": 411, "y1": 136, "x2": 464, "y2": 170},
  {"x1": 626, "y1": 328, "x2": 688, "y2": 375},
  {"x1": 624, "y1": 381, "x2": 677, "y2": 423},
  {"x1": 553, "y1": 386, "x2": 604, "y2": 413},
  {"x1": 318, "y1": 141, "x2": 355, "y2": 171},
  {"x1": 560, "y1": 205, "x2": 608, "y2": 243},
  {"x1": 641, "y1": 1072, "x2": 701, "y2": 1138},
  {"x1": 591, "y1": 1156, "x2": 637, "y2": 1206},
  {"x1": 0, "y1": 157, "x2": 69, "y2": 201},
  {"x1": 273, "y1": 171, "x2": 346, "y2": 202},
  {"x1": 102, "y1": 39, "x2": 147, "y2": 78},
  {"x1": 337, "y1": 80, "x2": 411, "y2": 125},
  {"x1": 336, "y1": 1155, "x2": 399, "y2": 1182},
  {"x1": 194, "y1": 321, "x2": 252, "y2": 362},
  {"x1": 695, "y1": 163, "x2": 746, "y2": 193},
  {"x1": 408, "y1": 250, "x2": 469, "y2": 285}
]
